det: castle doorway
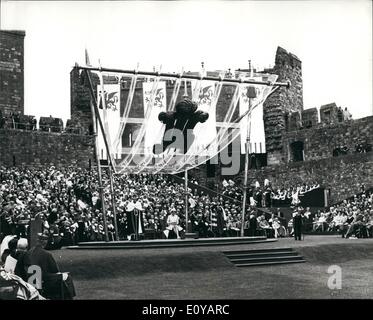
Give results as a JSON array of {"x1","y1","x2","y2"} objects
[{"x1": 290, "y1": 141, "x2": 304, "y2": 162}]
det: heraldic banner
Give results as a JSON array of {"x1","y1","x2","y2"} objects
[
  {"x1": 191, "y1": 80, "x2": 218, "y2": 156},
  {"x1": 239, "y1": 82, "x2": 266, "y2": 154},
  {"x1": 142, "y1": 81, "x2": 167, "y2": 155},
  {"x1": 97, "y1": 84, "x2": 121, "y2": 160}
]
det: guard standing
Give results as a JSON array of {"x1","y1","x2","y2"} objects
[{"x1": 293, "y1": 210, "x2": 303, "y2": 241}]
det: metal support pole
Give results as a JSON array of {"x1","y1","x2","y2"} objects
[
  {"x1": 90, "y1": 105, "x2": 109, "y2": 242},
  {"x1": 108, "y1": 165, "x2": 119, "y2": 241},
  {"x1": 77, "y1": 65, "x2": 290, "y2": 88},
  {"x1": 185, "y1": 169, "x2": 189, "y2": 234},
  {"x1": 241, "y1": 98, "x2": 252, "y2": 237},
  {"x1": 240, "y1": 141, "x2": 250, "y2": 237},
  {"x1": 84, "y1": 68, "x2": 118, "y2": 242}
]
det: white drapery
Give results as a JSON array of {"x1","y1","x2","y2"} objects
[{"x1": 94, "y1": 70, "x2": 278, "y2": 174}]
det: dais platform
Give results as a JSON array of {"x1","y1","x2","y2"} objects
[{"x1": 66, "y1": 236, "x2": 276, "y2": 250}]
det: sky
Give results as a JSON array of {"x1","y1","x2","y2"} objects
[{"x1": 1, "y1": 0, "x2": 372, "y2": 122}]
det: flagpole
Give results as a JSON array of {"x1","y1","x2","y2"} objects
[
  {"x1": 83, "y1": 59, "x2": 111, "y2": 242},
  {"x1": 185, "y1": 168, "x2": 189, "y2": 234},
  {"x1": 241, "y1": 98, "x2": 252, "y2": 237},
  {"x1": 108, "y1": 165, "x2": 119, "y2": 241},
  {"x1": 90, "y1": 104, "x2": 109, "y2": 242}
]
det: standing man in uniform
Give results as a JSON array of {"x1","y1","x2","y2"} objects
[{"x1": 293, "y1": 209, "x2": 303, "y2": 241}]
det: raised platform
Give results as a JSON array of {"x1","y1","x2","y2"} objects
[{"x1": 66, "y1": 236, "x2": 276, "y2": 250}]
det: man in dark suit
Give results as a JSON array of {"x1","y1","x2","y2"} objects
[
  {"x1": 15, "y1": 231, "x2": 75, "y2": 299},
  {"x1": 293, "y1": 210, "x2": 303, "y2": 241},
  {"x1": 248, "y1": 213, "x2": 258, "y2": 236}
]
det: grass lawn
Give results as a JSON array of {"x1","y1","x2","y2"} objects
[{"x1": 53, "y1": 236, "x2": 373, "y2": 299}]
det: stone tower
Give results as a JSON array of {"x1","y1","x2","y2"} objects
[
  {"x1": 263, "y1": 46, "x2": 303, "y2": 165},
  {"x1": 0, "y1": 30, "x2": 25, "y2": 115}
]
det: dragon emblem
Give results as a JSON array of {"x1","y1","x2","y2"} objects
[
  {"x1": 198, "y1": 85, "x2": 214, "y2": 106},
  {"x1": 145, "y1": 88, "x2": 165, "y2": 108},
  {"x1": 99, "y1": 90, "x2": 119, "y2": 111}
]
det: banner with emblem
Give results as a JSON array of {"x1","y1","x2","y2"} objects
[
  {"x1": 142, "y1": 81, "x2": 167, "y2": 155},
  {"x1": 191, "y1": 80, "x2": 217, "y2": 156},
  {"x1": 239, "y1": 82, "x2": 266, "y2": 154},
  {"x1": 97, "y1": 84, "x2": 121, "y2": 160}
]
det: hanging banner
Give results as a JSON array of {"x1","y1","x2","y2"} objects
[
  {"x1": 142, "y1": 81, "x2": 167, "y2": 155},
  {"x1": 97, "y1": 84, "x2": 121, "y2": 160},
  {"x1": 239, "y1": 80, "x2": 266, "y2": 154},
  {"x1": 191, "y1": 80, "x2": 218, "y2": 156}
]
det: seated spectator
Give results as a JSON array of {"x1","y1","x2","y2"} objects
[
  {"x1": 0, "y1": 267, "x2": 46, "y2": 300},
  {"x1": 3, "y1": 238, "x2": 20, "y2": 273},
  {"x1": 1, "y1": 235, "x2": 17, "y2": 263},
  {"x1": 345, "y1": 210, "x2": 365, "y2": 239},
  {"x1": 258, "y1": 215, "x2": 273, "y2": 238},
  {"x1": 164, "y1": 209, "x2": 183, "y2": 239},
  {"x1": 328, "y1": 212, "x2": 347, "y2": 235},
  {"x1": 269, "y1": 214, "x2": 280, "y2": 238},
  {"x1": 2, "y1": 238, "x2": 28, "y2": 274},
  {"x1": 287, "y1": 218, "x2": 294, "y2": 237},
  {"x1": 313, "y1": 213, "x2": 327, "y2": 232}
]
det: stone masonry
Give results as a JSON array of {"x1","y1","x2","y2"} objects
[
  {"x1": 0, "y1": 30, "x2": 25, "y2": 115},
  {"x1": 263, "y1": 46, "x2": 304, "y2": 165}
]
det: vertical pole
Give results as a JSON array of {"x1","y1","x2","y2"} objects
[
  {"x1": 108, "y1": 165, "x2": 119, "y2": 241},
  {"x1": 241, "y1": 98, "x2": 252, "y2": 237},
  {"x1": 84, "y1": 69, "x2": 118, "y2": 242},
  {"x1": 91, "y1": 110, "x2": 109, "y2": 242},
  {"x1": 88, "y1": 93, "x2": 109, "y2": 242},
  {"x1": 185, "y1": 169, "x2": 189, "y2": 233}
]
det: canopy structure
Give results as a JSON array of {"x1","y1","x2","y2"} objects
[
  {"x1": 76, "y1": 62, "x2": 289, "y2": 241},
  {"x1": 77, "y1": 64, "x2": 286, "y2": 175}
]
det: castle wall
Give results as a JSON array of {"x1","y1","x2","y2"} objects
[
  {"x1": 243, "y1": 152, "x2": 373, "y2": 204},
  {"x1": 0, "y1": 129, "x2": 95, "y2": 168},
  {"x1": 282, "y1": 115, "x2": 373, "y2": 162},
  {"x1": 263, "y1": 47, "x2": 303, "y2": 165},
  {"x1": 0, "y1": 30, "x2": 25, "y2": 115}
]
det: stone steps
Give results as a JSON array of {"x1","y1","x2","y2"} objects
[{"x1": 224, "y1": 247, "x2": 306, "y2": 267}]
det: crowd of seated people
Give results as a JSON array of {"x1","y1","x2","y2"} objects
[
  {"x1": 1, "y1": 165, "x2": 371, "y2": 247},
  {"x1": 293, "y1": 189, "x2": 373, "y2": 238},
  {"x1": 315, "y1": 190, "x2": 373, "y2": 238},
  {"x1": 1, "y1": 166, "x2": 279, "y2": 245}
]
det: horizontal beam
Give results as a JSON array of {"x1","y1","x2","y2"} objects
[{"x1": 75, "y1": 64, "x2": 290, "y2": 88}]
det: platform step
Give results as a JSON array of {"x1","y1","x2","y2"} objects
[
  {"x1": 235, "y1": 259, "x2": 306, "y2": 267},
  {"x1": 66, "y1": 237, "x2": 277, "y2": 250},
  {"x1": 223, "y1": 247, "x2": 306, "y2": 267},
  {"x1": 223, "y1": 247, "x2": 294, "y2": 255},
  {"x1": 226, "y1": 251, "x2": 300, "y2": 259},
  {"x1": 229, "y1": 255, "x2": 304, "y2": 264}
]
